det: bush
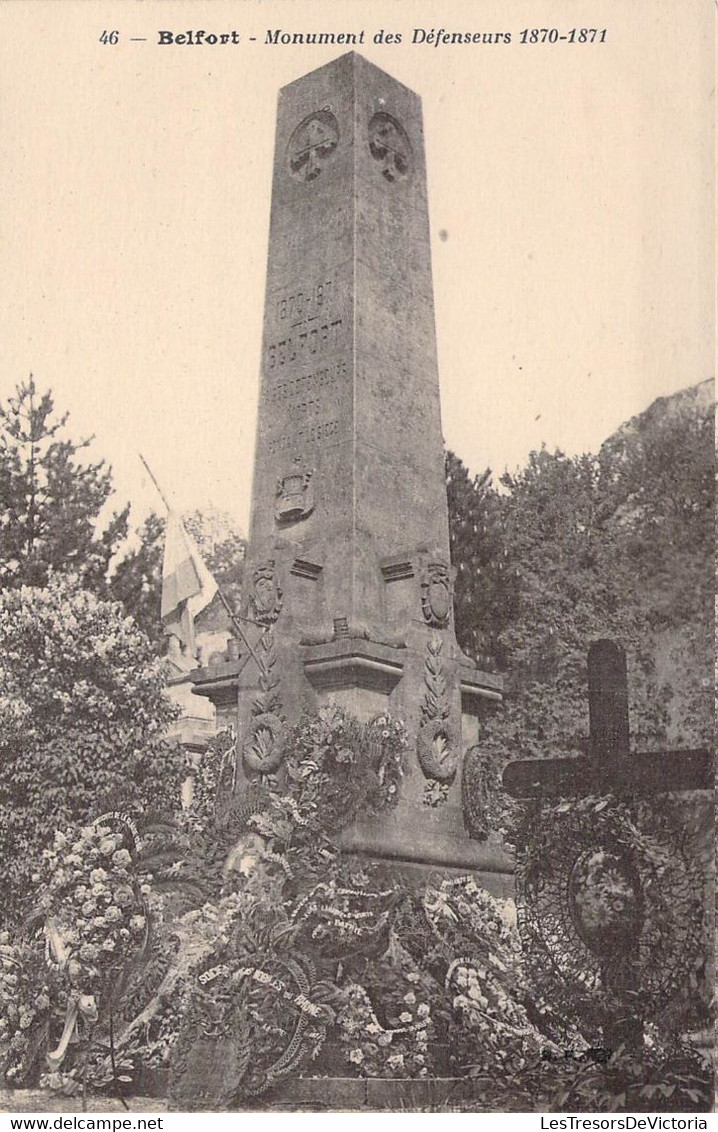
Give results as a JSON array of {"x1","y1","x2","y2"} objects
[{"x1": 0, "y1": 574, "x2": 185, "y2": 921}]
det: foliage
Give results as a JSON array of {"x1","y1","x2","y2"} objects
[
  {"x1": 531, "y1": 1042, "x2": 713, "y2": 1114},
  {"x1": 454, "y1": 382, "x2": 713, "y2": 842},
  {"x1": 0, "y1": 379, "x2": 129, "y2": 595},
  {"x1": 109, "y1": 512, "x2": 166, "y2": 650},
  {"x1": 0, "y1": 574, "x2": 185, "y2": 922},
  {"x1": 0, "y1": 931, "x2": 55, "y2": 1088},
  {"x1": 0, "y1": 380, "x2": 246, "y2": 649},
  {"x1": 2, "y1": 706, "x2": 713, "y2": 1110},
  {"x1": 445, "y1": 451, "x2": 517, "y2": 668},
  {"x1": 1, "y1": 709, "x2": 567, "y2": 1106}
]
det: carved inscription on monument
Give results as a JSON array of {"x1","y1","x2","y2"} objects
[
  {"x1": 268, "y1": 419, "x2": 340, "y2": 456},
  {"x1": 266, "y1": 280, "x2": 344, "y2": 371},
  {"x1": 263, "y1": 273, "x2": 349, "y2": 456}
]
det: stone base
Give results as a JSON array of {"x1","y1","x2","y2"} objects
[
  {"x1": 257, "y1": 1075, "x2": 509, "y2": 1112},
  {"x1": 340, "y1": 817, "x2": 514, "y2": 898},
  {"x1": 10, "y1": 1074, "x2": 518, "y2": 1113}
]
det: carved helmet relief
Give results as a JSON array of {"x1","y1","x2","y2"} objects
[
  {"x1": 287, "y1": 110, "x2": 339, "y2": 182},
  {"x1": 368, "y1": 112, "x2": 412, "y2": 182}
]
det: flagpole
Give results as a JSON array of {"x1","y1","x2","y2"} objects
[
  {"x1": 138, "y1": 453, "x2": 268, "y2": 675},
  {"x1": 139, "y1": 453, "x2": 172, "y2": 513}
]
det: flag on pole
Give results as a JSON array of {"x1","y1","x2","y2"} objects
[{"x1": 161, "y1": 511, "x2": 218, "y2": 659}]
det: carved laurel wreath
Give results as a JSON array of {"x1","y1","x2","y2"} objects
[
  {"x1": 417, "y1": 717, "x2": 458, "y2": 783},
  {"x1": 242, "y1": 631, "x2": 286, "y2": 776},
  {"x1": 416, "y1": 635, "x2": 458, "y2": 785}
]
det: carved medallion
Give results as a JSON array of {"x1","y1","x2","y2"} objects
[
  {"x1": 287, "y1": 110, "x2": 339, "y2": 182},
  {"x1": 275, "y1": 468, "x2": 314, "y2": 524},
  {"x1": 368, "y1": 112, "x2": 412, "y2": 182},
  {"x1": 420, "y1": 561, "x2": 452, "y2": 627},
  {"x1": 248, "y1": 561, "x2": 283, "y2": 626}
]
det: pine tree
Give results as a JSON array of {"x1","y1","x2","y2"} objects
[{"x1": 0, "y1": 378, "x2": 128, "y2": 592}]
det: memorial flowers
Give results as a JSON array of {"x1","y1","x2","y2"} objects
[
  {"x1": 37, "y1": 820, "x2": 149, "y2": 1000},
  {"x1": 334, "y1": 981, "x2": 434, "y2": 1079}
]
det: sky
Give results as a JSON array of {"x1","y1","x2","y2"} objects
[{"x1": 1, "y1": 0, "x2": 713, "y2": 533}]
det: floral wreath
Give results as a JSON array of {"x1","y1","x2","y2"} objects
[{"x1": 515, "y1": 796, "x2": 706, "y2": 1030}]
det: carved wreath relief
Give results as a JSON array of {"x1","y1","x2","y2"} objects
[
  {"x1": 275, "y1": 468, "x2": 314, "y2": 525},
  {"x1": 368, "y1": 112, "x2": 412, "y2": 182},
  {"x1": 417, "y1": 635, "x2": 458, "y2": 805},
  {"x1": 248, "y1": 561, "x2": 283, "y2": 626},
  {"x1": 242, "y1": 630, "x2": 286, "y2": 778},
  {"x1": 287, "y1": 110, "x2": 339, "y2": 182},
  {"x1": 420, "y1": 561, "x2": 452, "y2": 627}
]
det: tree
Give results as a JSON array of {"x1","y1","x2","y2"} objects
[
  {"x1": 457, "y1": 383, "x2": 713, "y2": 838},
  {"x1": 445, "y1": 450, "x2": 518, "y2": 668},
  {"x1": 0, "y1": 574, "x2": 186, "y2": 922},
  {"x1": 0, "y1": 379, "x2": 129, "y2": 593},
  {"x1": 109, "y1": 511, "x2": 166, "y2": 649}
]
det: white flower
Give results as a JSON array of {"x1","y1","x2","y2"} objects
[
  {"x1": 387, "y1": 1053, "x2": 404, "y2": 1070},
  {"x1": 417, "y1": 1004, "x2": 430, "y2": 1018},
  {"x1": 403, "y1": 991, "x2": 416, "y2": 1005},
  {"x1": 348, "y1": 1048, "x2": 364, "y2": 1064},
  {"x1": 398, "y1": 1012, "x2": 413, "y2": 1024}
]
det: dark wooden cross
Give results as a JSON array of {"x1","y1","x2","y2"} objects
[
  {"x1": 502, "y1": 638, "x2": 713, "y2": 1050},
  {"x1": 503, "y1": 639, "x2": 712, "y2": 799}
]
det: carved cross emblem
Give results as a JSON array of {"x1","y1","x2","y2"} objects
[
  {"x1": 288, "y1": 112, "x2": 339, "y2": 182},
  {"x1": 369, "y1": 112, "x2": 411, "y2": 182}
]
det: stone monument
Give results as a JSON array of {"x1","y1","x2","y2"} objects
[{"x1": 193, "y1": 52, "x2": 507, "y2": 887}]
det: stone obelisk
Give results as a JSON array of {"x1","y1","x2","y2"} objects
[{"x1": 193, "y1": 53, "x2": 507, "y2": 886}]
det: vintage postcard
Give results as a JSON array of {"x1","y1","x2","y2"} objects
[{"x1": 1, "y1": 0, "x2": 713, "y2": 1119}]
